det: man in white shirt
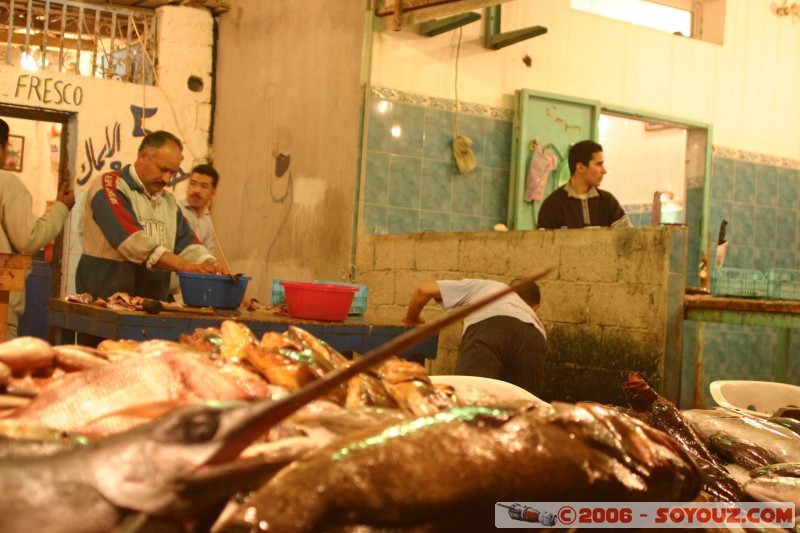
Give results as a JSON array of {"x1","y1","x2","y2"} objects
[
  {"x1": 178, "y1": 164, "x2": 218, "y2": 257},
  {"x1": 403, "y1": 278, "x2": 547, "y2": 395}
]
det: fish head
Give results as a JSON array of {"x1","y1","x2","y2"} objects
[{"x1": 87, "y1": 399, "x2": 294, "y2": 517}]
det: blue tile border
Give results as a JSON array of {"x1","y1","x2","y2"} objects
[{"x1": 372, "y1": 86, "x2": 514, "y2": 121}]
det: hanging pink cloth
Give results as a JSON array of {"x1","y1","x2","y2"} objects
[{"x1": 524, "y1": 140, "x2": 557, "y2": 202}]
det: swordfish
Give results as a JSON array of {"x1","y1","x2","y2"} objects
[{"x1": 0, "y1": 270, "x2": 553, "y2": 532}]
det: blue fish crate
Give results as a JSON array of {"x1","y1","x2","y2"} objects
[
  {"x1": 272, "y1": 279, "x2": 368, "y2": 315},
  {"x1": 767, "y1": 268, "x2": 800, "y2": 301},
  {"x1": 711, "y1": 267, "x2": 768, "y2": 299},
  {"x1": 271, "y1": 279, "x2": 288, "y2": 308},
  {"x1": 314, "y1": 280, "x2": 368, "y2": 315}
]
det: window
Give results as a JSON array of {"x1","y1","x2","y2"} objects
[
  {"x1": 571, "y1": 0, "x2": 725, "y2": 45},
  {"x1": 1, "y1": 0, "x2": 157, "y2": 84}
]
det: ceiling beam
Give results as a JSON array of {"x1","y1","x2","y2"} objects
[
  {"x1": 419, "y1": 11, "x2": 481, "y2": 37},
  {"x1": 373, "y1": 0, "x2": 515, "y2": 31}
]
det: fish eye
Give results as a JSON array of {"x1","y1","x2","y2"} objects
[{"x1": 183, "y1": 411, "x2": 220, "y2": 443}]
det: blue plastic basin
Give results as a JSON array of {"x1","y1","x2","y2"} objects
[{"x1": 178, "y1": 272, "x2": 251, "y2": 309}]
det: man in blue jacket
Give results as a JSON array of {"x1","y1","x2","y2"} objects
[{"x1": 76, "y1": 130, "x2": 227, "y2": 300}]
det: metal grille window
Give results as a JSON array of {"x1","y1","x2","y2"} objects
[{"x1": 0, "y1": 0, "x2": 157, "y2": 85}]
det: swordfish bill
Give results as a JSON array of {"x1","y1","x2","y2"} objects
[{"x1": 207, "y1": 268, "x2": 554, "y2": 464}]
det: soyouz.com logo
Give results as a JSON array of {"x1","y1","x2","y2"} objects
[{"x1": 495, "y1": 502, "x2": 795, "y2": 528}]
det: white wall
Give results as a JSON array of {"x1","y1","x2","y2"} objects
[
  {"x1": 2, "y1": 118, "x2": 60, "y2": 216},
  {"x1": 370, "y1": 0, "x2": 800, "y2": 159},
  {"x1": 0, "y1": 5, "x2": 215, "y2": 295}
]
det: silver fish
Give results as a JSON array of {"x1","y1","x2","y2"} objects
[
  {"x1": 683, "y1": 409, "x2": 800, "y2": 463},
  {"x1": 744, "y1": 476, "x2": 800, "y2": 510},
  {"x1": 0, "y1": 399, "x2": 308, "y2": 533}
]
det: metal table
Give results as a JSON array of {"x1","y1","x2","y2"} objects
[
  {"x1": 47, "y1": 299, "x2": 438, "y2": 362},
  {"x1": 684, "y1": 294, "x2": 800, "y2": 405}
]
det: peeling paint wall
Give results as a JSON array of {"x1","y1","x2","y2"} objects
[
  {"x1": 355, "y1": 226, "x2": 687, "y2": 406},
  {"x1": 210, "y1": 1, "x2": 368, "y2": 302}
]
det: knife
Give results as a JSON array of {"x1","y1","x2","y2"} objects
[{"x1": 715, "y1": 220, "x2": 728, "y2": 268}]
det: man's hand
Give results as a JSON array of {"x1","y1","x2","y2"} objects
[
  {"x1": 56, "y1": 182, "x2": 76, "y2": 210},
  {"x1": 199, "y1": 258, "x2": 230, "y2": 275},
  {"x1": 402, "y1": 315, "x2": 425, "y2": 326}
]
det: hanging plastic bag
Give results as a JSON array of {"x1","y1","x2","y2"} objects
[
  {"x1": 453, "y1": 134, "x2": 477, "y2": 174},
  {"x1": 524, "y1": 140, "x2": 557, "y2": 202}
]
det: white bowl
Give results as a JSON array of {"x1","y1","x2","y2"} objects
[
  {"x1": 430, "y1": 375, "x2": 547, "y2": 403},
  {"x1": 709, "y1": 380, "x2": 800, "y2": 418}
]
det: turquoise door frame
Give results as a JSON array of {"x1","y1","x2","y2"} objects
[{"x1": 508, "y1": 89, "x2": 600, "y2": 230}]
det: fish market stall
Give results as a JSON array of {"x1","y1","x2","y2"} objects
[
  {"x1": 46, "y1": 298, "x2": 438, "y2": 362},
  {"x1": 1, "y1": 285, "x2": 799, "y2": 531},
  {"x1": 0, "y1": 278, "x2": 791, "y2": 531}
]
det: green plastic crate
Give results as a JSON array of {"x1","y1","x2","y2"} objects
[
  {"x1": 711, "y1": 267, "x2": 768, "y2": 298},
  {"x1": 768, "y1": 268, "x2": 800, "y2": 301},
  {"x1": 272, "y1": 279, "x2": 368, "y2": 315}
]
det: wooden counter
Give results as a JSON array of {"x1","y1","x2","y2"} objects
[
  {"x1": 47, "y1": 299, "x2": 438, "y2": 361},
  {"x1": 684, "y1": 294, "x2": 800, "y2": 405}
]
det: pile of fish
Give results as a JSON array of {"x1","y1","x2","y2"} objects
[
  {"x1": 0, "y1": 321, "x2": 794, "y2": 532},
  {"x1": 621, "y1": 372, "x2": 800, "y2": 518}
]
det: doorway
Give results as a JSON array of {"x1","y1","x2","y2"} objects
[
  {"x1": 509, "y1": 89, "x2": 711, "y2": 285},
  {"x1": 0, "y1": 104, "x2": 74, "y2": 339},
  {"x1": 600, "y1": 112, "x2": 689, "y2": 226}
]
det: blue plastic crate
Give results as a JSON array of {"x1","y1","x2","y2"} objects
[
  {"x1": 271, "y1": 279, "x2": 288, "y2": 308},
  {"x1": 314, "y1": 280, "x2": 368, "y2": 315},
  {"x1": 767, "y1": 268, "x2": 800, "y2": 301},
  {"x1": 272, "y1": 279, "x2": 368, "y2": 315},
  {"x1": 711, "y1": 267, "x2": 768, "y2": 298}
]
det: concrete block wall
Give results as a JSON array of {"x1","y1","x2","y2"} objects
[{"x1": 356, "y1": 226, "x2": 687, "y2": 406}]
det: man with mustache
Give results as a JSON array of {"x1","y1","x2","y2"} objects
[
  {"x1": 178, "y1": 164, "x2": 218, "y2": 257},
  {"x1": 76, "y1": 130, "x2": 228, "y2": 302}
]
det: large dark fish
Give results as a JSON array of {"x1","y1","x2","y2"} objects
[
  {"x1": 0, "y1": 271, "x2": 553, "y2": 533},
  {"x1": 621, "y1": 372, "x2": 745, "y2": 501},
  {"x1": 217, "y1": 401, "x2": 701, "y2": 532}
]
